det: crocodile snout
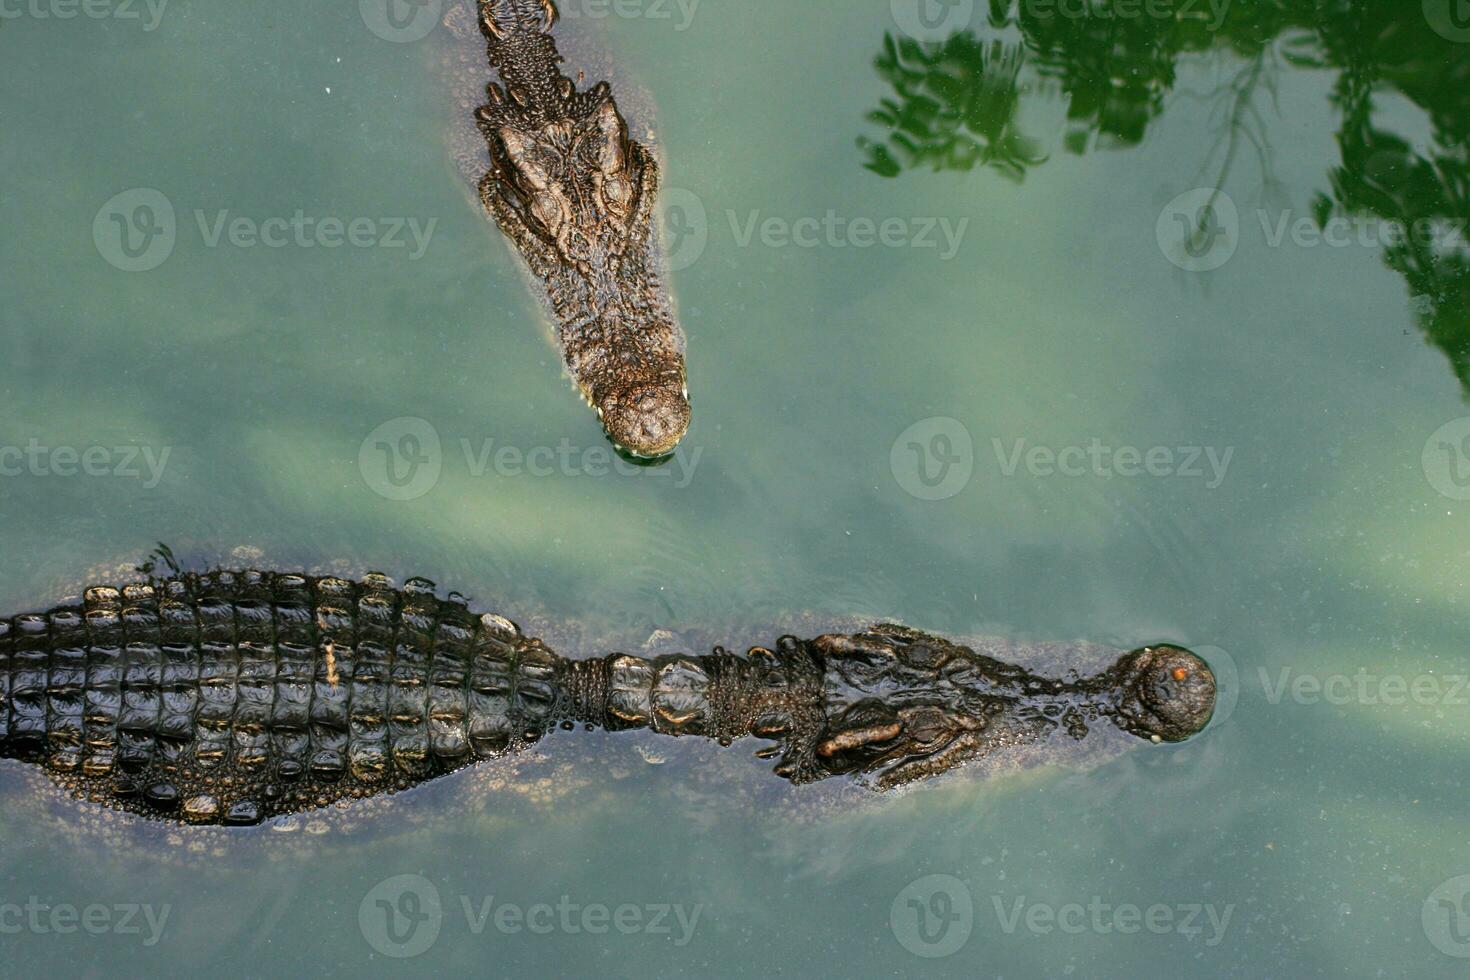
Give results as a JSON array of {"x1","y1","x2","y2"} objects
[
  {"x1": 1132, "y1": 645, "x2": 1216, "y2": 742},
  {"x1": 600, "y1": 382, "x2": 691, "y2": 458}
]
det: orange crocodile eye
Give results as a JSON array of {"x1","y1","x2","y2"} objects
[{"x1": 1172, "y1": 667, "x2": 1189, "y2": 681}]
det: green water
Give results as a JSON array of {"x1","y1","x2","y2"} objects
[{"x1": 2, "y1": 0, "x2": 1469, "y2": 974}]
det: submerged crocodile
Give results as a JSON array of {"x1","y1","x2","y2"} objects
[
  {"x1": 0, "y1": 568, "x2": 1215, "y2": 827},
  {"x1": 471, "y1": 0, "x2": 690, "y2": 457}
]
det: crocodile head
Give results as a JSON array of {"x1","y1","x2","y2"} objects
[
  {"x1": 477, "y1": 75, "x2": 691, "y2": 457},
  {"x1": 1105, "y1": 643, "x2": 1217, "y2": 743},
  {"x1": 806, "y1": 627, "x2": 1215, "y2": 789}
]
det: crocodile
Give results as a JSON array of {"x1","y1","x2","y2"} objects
[
  {"x1": 0, "y1": 568, "x2": 1215, "y2": 828},
  {"x1": 470, "y1": 0, "x2": 690, "y2": 458}
]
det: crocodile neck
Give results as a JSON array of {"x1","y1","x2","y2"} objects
[
  {"x1": 556, "y1": 642, "x2": 825, "y2": 744},
  {"x1": 545, "y1": 634, "x2": 1181, "y2": 786}
]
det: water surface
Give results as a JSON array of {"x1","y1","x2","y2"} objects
[{"x1": 1, "y1": 0, "x2": 1468, "y2": 974}]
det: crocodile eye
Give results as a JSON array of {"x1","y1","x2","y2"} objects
[
  {"x1": 528, "y1": 192, "x2": 566, "y2": 237},
  {"x1": 603, "y1": 174, "x2": 633, "y2": 217},
  {"x1": 499, "y1": 127, "x2": 562, "y2": 192}
]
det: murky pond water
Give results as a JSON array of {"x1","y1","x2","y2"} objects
[{"x1": 2, "y1": 0, "x2": 1469, "y2": 975}]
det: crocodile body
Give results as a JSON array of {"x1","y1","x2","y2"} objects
[
  {"x1": 471, "y1": 0, "x2": 690, "y2": 457},
  {"x1": 0, "y1": 569, "x2": 1215, "y2": 827}
]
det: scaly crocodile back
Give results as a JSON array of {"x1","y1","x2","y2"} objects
[{"x1": 0, "y1": 571, "x2": 563, "y2": 825}]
